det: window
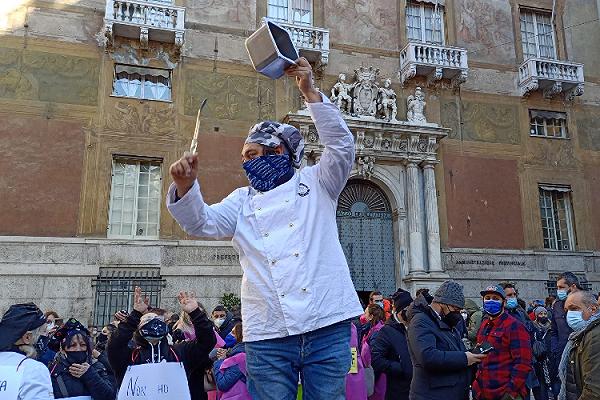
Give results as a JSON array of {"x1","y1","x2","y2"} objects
[
  {"x1": 520, "y1": 9, "x2": 556, "y2": 59},
  {"x1": 92, "y1": 269, "x2": 165, "y2": 327},
  {"x1": 529, "y1": 110, "x2": 568, "y2": 138},
  {"x1": 406, "y1": 2, "x2": 444, "y2": 45},
  {"x1": 112, "y1": 65, "x2": 171, "y2": 101},
  {"x1": 108, "y1": 158, "x2": 162, "y2": 239},
  {"x1": 539, "y1": 186, "x2": 575, "y2": 251},
  {"x1": 267, "y1": 0, "x2": 312, "y2": 25}
]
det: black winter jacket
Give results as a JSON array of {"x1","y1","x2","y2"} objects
[
  {"x1": 371, "y1": 318, "x2": 412, "y2": 400},
  {"x1": 50, "y1": 356, "x2": 116, "y2": 400},
  {"x1": 406, "y1": 296, "x2": 470, "y2": 400},
  {"x1": 551, "y1": 300, "x2": 573, "y2": 370},
  {"x1": 107, "y1": 308, "x2": 216, "y2": 400}
]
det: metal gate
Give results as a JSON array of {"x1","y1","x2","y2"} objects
[{"x1": 336, "y1": 180, "x2": 396, "y2": 296}]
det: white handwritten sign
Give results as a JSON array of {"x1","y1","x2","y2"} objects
[
  {"x1": 0, "y1": 365, "x2": 24, "y2": 399},
  {"x1": 117, "y1": 362, "x2": 191, "y2": 400}
]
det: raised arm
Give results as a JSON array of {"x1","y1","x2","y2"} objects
[{"x1": 284, "y1": 58, "x2": 354, "y2": 200}]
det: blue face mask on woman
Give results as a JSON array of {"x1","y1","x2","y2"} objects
[
  {"x1": 483, "y1": 299, "x2": 503, "y2": 316},
  {"x1": 243, "y1": 154, "x2": 293, "y2": 192}
]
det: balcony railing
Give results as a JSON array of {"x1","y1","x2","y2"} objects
[
  {"x1": 276, "y1": 21, "x2": 330, "y2": 65},
  {"x1": 518, "y1": 58, "x2": 584, "y2": 99},
  {"x1": 104, "y1": 0, "x2": 185, "y2": 50},
  {"x1": 399, "y1": 42, "x2": 468, "y2": 87}
]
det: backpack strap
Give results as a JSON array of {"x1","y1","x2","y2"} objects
[
  {"x1": 56, "y1": 374, "x2": 70, "y2": 398},
  {"x1": 169, "y1": 347, "x2": 180, "y2": 363}
]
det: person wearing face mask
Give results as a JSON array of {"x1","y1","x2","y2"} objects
[
  {"x1": 360, "y1": 304, "x2": 387, "y2": 400},
  {"x1": 212, "y1": 306, "x2": 240, "y2": 347},
  {"x1": 549, "y1": 272, "x2": 582, "y2": 395},
  {"x1": 0, "y1": 302, "x2": 54, "y2": 400},
  {"x1": 167, "y1": 58, "x2": 363, "y2": 400},
  {"x1": 559, "y1": 290, "x2": 600, "y2": 400},
  {"x1": 472, "y1": 285, "x2": 532, "y2": 400},
  {"x1": 370, "y1": 289, "x2": 413, "y2": 400},
  {"x1": 93, "y1": 324, "x2": 116, "y2": 374},
  {"x1": 107, "y1": 286, "x2": 216, "y2": 400},
  {"x1": 530, "y1": 307, "x2": 552, "y2": 400},
  {"x1": 49, "y1": 318, "x2": 116, "y2": 400},
  {"x1": 407, "y1": 280, "x2": 486, "y2": 400}
]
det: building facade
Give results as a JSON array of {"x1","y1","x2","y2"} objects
[{"x1": 0, "y1": 0, "x2": 599, "y2": 325}]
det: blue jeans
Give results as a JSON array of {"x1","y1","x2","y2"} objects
[{"x1": 245, "y1": 320, "x2": 352, "y2": 400}]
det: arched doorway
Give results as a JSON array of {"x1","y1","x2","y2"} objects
[{"x1": 336, "y1": 180, "x2": 396, "y2": 299}]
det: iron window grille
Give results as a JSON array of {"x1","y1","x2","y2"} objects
[{"x1": 92, "y1": 269, "x2": 166, "y2": 327}]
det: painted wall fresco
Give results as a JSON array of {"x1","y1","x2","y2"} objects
[
  {"x1": 325, "y1": 0, "x2": 398, "y2": 50},
  {"x1": 455, "y1": 0, "x2": 516, "y2": 65},
  {"x1": 183, "y1": 0, "x2": 256, "y2": 31},
  {"x1": 0, "y1": 47, "x2": 99, "y2": 106}
]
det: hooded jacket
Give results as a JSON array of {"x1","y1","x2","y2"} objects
[
  {"x1": 370, "y1": 317, "x2": 413, "y2": 400},
  {"x1": 107, "y1": 307, "x2": 216, "y2": 400},
  {"x1": 405, "y1": 295, "x2": 470, "y2": 400}
]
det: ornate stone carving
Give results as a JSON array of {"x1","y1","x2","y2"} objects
[
  {"x1": 140, "y1": 27, "x2": 149, "y2": 50},
  {"x1": 377, "y1": 78, "x2": 397, "y2": 121},
  {"x1": 105, "y1": 101, "x2": 177, "y2": 137},
  {"x1": 364, "y1": 135, "x2": 375, "y2": 148},
  {"x1": 407, "y1": 87, "x2": 427, "y2": 124},
  {"x1": 427, "y1": 137, "x2": 439, "y2": 154},
  {"x1": 451, "y1": 70, "x2": 468, "y2": 88},
  {"x1": 357, "y1": 156, "x2": 376, "y2": 179},
  {"x1": 520, "y1": 77, "x2": 539, "y2": 97},
  {"x1": 329, "y1": 66, "x2": 398, "y2": 121},
  {"x1": 427, "y1": 67, "x2": 443, "y2": 87},
  {"x1": 307, "y1": 126, "x2": 319, "y2": 143},
  {"x1": 355, "y1": 130, "x2": 365, "y2": 151},
  {"x1": 543, "y1": 81, "x2": 562, "y2": 99},
  {"x1": 374, "y1": 133, "x2": 383, "y2": 150},
  {"x1": 330, "y1": 73, "x2": 354, "y2": 114},
  {"x1": 566, "y1": 84, "x2": 585, "y2": 101}
]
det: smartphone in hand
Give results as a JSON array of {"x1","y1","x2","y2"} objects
[{"x1": 473, "y1": 342, "x2": 495, "y2": 354}]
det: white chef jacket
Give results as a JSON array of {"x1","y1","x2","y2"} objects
[
  {"x1": 0, "y1": 351, "x2": 54, "y2": 399},
  {"x1": 167, "y1": 95, "x2": 363, "y2": 342}
]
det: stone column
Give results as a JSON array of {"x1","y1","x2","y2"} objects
[
  {"x1": 423, "y1": 162, "x2": 443, "y2": 272},
  {"x1": 406, "y1": 161, "x2": 425, "y2": 274}
]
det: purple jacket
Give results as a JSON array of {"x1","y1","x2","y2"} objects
[
  {"x1": 218, "y1": 353, "x2": 251, "y2": 400},
  {"x1": 346, "y1": 323, "x2": 367, "y2": 400},
  {"x1": 361, "y1": 322, "x2": 386, "y2": 400}
]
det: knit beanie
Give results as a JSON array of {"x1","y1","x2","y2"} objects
[
  {"x1": 433, "y1": 280, "x2": 465, "y2": 309},
  {"x1": 392, "y1": 289, "x2": 413, "y2": 311},
  {"x1": 534, "y1": 306, "x2": 548, "y2": 317}
]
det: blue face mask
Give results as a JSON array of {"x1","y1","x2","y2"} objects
[
  {"x1": 506, "y1": 298, "x2": 518, "y2": 309},
  {"x1": 566, "y1": 310, "x2": 589, "y2": 331},
  {"x1": 483, "y1": 299, "x2": 503, "y2": 316},
  {"x1": 243, "y1": 154, "x2": 293, "y2": 192},
  {"x1": 557, "y1": 289, "x2": 568, "y2": 301}
]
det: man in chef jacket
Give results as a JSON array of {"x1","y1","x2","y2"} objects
[{"x1": 167, "y1": 58, "x2": 363, "y2": 400}]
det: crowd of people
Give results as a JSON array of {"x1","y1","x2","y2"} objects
[{"x1": 0, "y1": 271, "x2": 598, "y2": 400}]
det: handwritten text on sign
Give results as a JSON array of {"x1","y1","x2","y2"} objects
[
  {"x1": 0, "y1": 364, "x2": 24, "y2": 399},
  {"x1": 117, "y1": 362, "x2": 191, "y2": 400}
]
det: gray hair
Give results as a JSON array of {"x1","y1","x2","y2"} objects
[{"x1": 579, "y1": 291, "x2": 598, "y2": 308}]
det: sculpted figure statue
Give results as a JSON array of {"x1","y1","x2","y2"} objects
[
  {"x1": 407, "y1": 86, "x2": 427, "y2": 124},
  {"x1": 330, "y1": 73, "x2": 354, "y2": 114},
  {"x1": 377, "y1": 78, "x2": 397, "y2": 121}
]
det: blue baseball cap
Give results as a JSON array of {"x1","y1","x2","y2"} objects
[{"x1": 480, "y1": 284, "x2": 506, "y2": 299}]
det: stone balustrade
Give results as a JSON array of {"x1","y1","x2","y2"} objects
[
  {"x1": 399, "y1": 41, "x2": 469, "y2": 87},
  {"x1": 104, "y1": 0, "x2": 185, "y2": 50},
  {"x1": 277, "y1": 21, "x2": 330, "y2": 65},
  {"x1": 518, "y1": 57, "x2": 584, "y2": 99}
]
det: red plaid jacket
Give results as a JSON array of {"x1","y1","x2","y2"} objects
[{"x1": 473, "y1": 311, "x2": 532, "y2": 400}]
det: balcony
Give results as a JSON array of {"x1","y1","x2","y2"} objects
[
  {"x1": 518, "y1": 58, "x2": 584, "y2": 99},
  {"x1": 104, "y1": 0, "x2": 185, "y2": 51},
  {"x1": 399, "y1": 42, "x2": 468, "y2": 87},
  {"x1": 276, "y1": 21, "x2": 330, "y2": 65}
]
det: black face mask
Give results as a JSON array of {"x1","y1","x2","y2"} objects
[
  {"x1": 442, "y1": 310, "x2": 463, "y2": 328},
  {"x1": 139, "y1": 319, "x2": 169, "y2": 342},
  {"x1": 66, "y1": 350, "x2": 88, "y2": 365},
  {"x1": 538, "y1": 317, "x2": 549, "y2": 324}
]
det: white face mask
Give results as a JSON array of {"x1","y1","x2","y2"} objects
[{"x1": 214, "y1": 318, "x2": 225, "y2": 328}]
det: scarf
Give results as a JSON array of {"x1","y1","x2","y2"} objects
[{"x1": 558, "y1": 312, "x2": 600, "y2": 400}]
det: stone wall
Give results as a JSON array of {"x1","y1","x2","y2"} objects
[{"x1": 0, "y1": 237, "x2": 242, "y2": 326}]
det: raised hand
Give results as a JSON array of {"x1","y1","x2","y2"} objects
[
  {"x1": 284, "y1": 57, "x2": 321, "y2": 103},
  {"x1": 69, "y1": 363, "x2": 90, "y2": 378},
  {"x1": 178, "y1": 291, "x2": 200, "y2": 314},
  {"x1": 133, "y1": 286, "x2": 149, "y2": 314},
  {"x1": 170, "y1": 151, "x2": 199, "y2": 198}
]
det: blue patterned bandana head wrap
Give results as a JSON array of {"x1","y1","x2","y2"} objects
[
  {"x1": 245, "y1": 121, "x2": 305, "y2": 168},
  {"x1": 243, "y1": 154, "x2": 294, "y2": 192}
]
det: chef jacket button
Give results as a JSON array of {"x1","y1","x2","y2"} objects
[
  {"x1": 294, "y1": 252, "x2": 299, "y2": 257},
  {"x1": 257, "y1": 207, "x2": 262, "y2": 211},
  {"x1": 289, "y1": 223, "x2": 294, "y2": 227},
  {"x1": 271, "y1": 260, "x2": 277, "y2": 265},
  {"x1": 285, "y1": 199, "x2": 289, "y2": 203},
  {"x1": 264, "y1": 232, "x2": 269, "y2": 237},
  {"x1": 302, "y1": 288, "x2": 307, "y2": 292},
  {"x1": 280, "y1": 294, "x2": 285, "y2": 297}
]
